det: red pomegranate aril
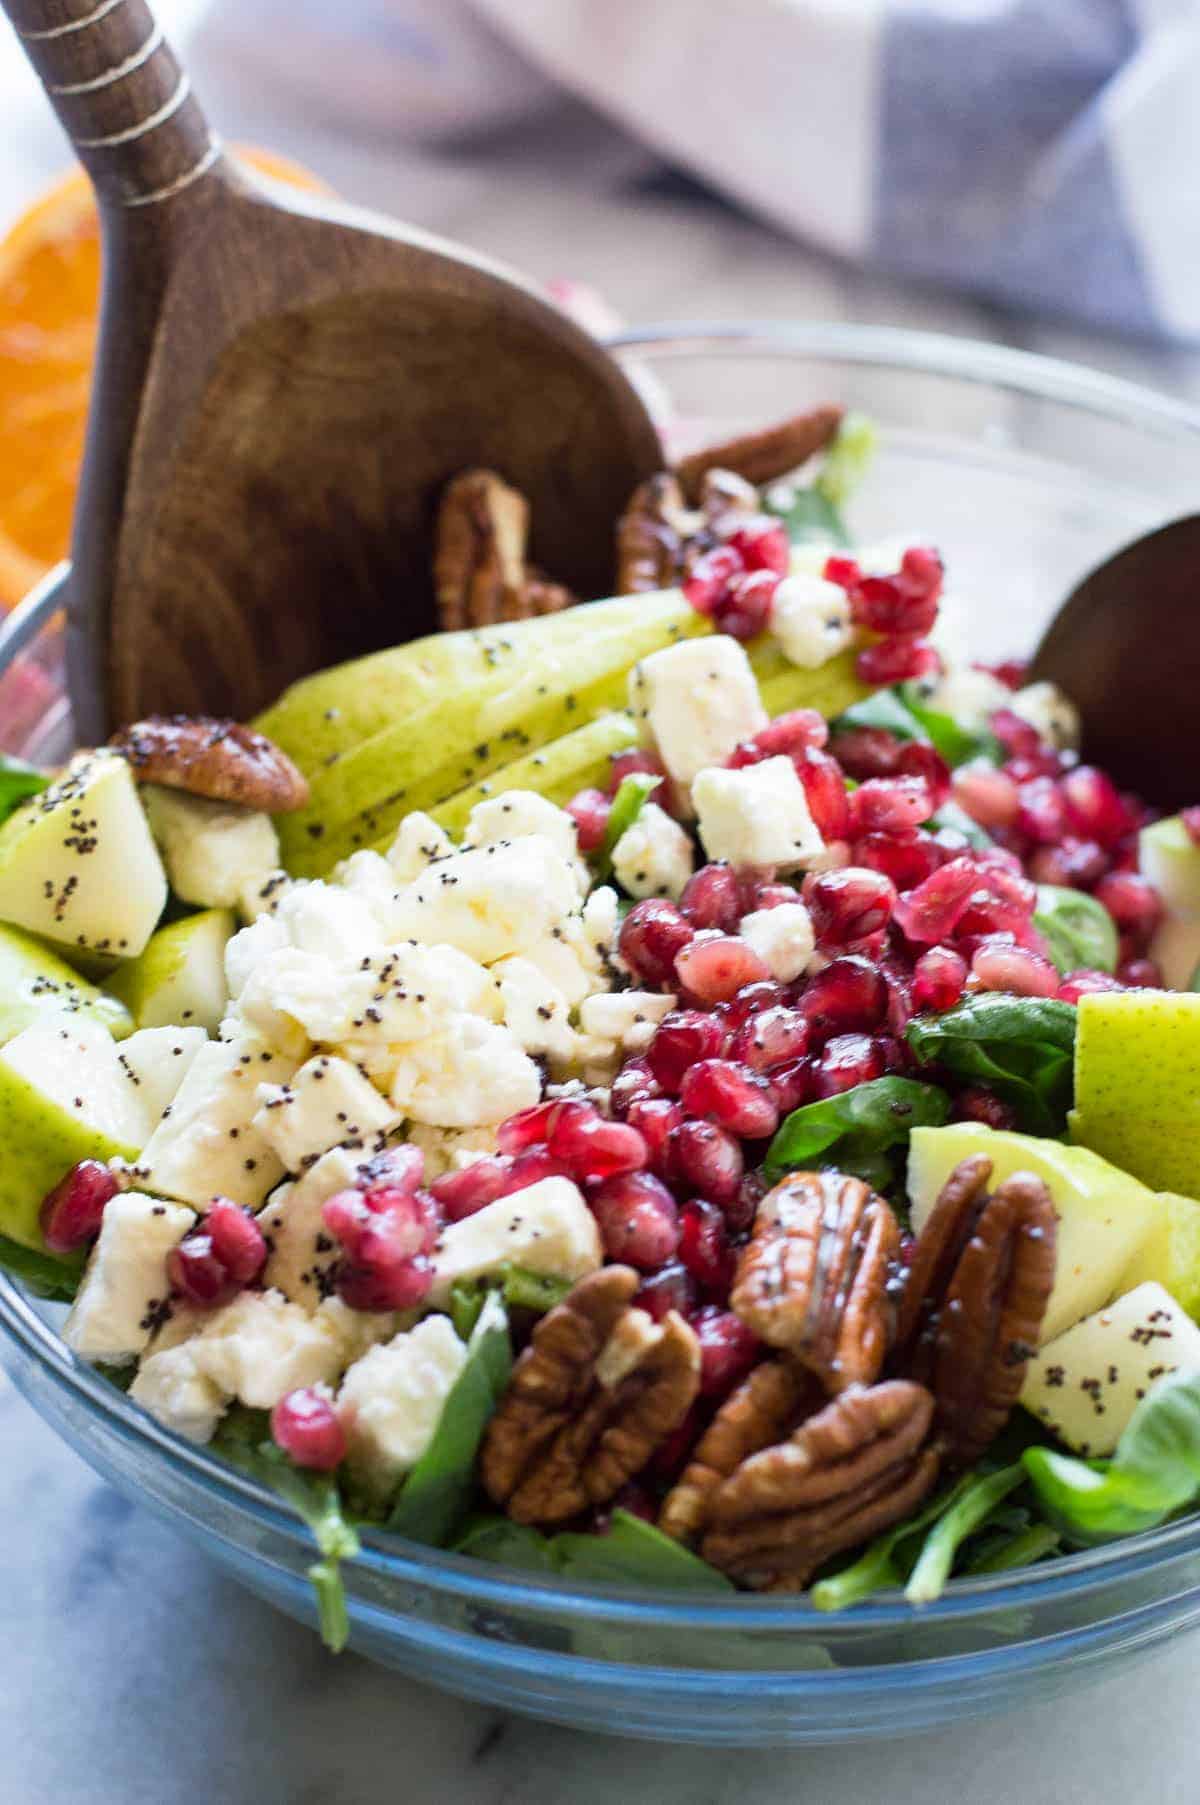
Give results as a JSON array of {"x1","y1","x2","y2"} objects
[
  {"x1": 635, "y1": 1261, "x2": 697, "y2": 1323},
  {"x1": 952, "y1": 766, "x2": 1020, "y2": 831},
  {"x1": 503, "y1": 1147, "x2": 573, "y2": 1192},
  {"x1": 725, "y1": 515, "x2": 790, "y2": 575},
  {"x1": 880, "y1": 960, "x2": 915, "y2": 1038},
  {"x1": 204, "y1": 1200, "x2": 267, "y2": 1285},
  {"x1": 680, "y1": 862, "x2": 742, "y2": 931},
  {"x1": 911, "y1": 945, "x2": 968, "y2": 1013},
  {"x1": 850, "y1": 775, "x2": 935, "y2": 838},
  {"x1": 651, "y1": 1401, "x2": 707, "y2": 1481},
  {"x1": 971, "y1": 942, "x2": 1059, "y2": 998},
  {"x1": 1057, "y1": 969, "x2": 1123, "y2": 1003},
  {"x1": 754, "y1": 708, "x2": 830, "y2": 757},
  {"x1": 713, "y1": 569, "x2": 779, "y2": 641},
  {"x1": 851, "y1": 573, "x2": 938, "y2": 638},
  {"x1": 625, "y1": 1097, "x2": 686, "y2": 1175},
  {"x1": 1015, "y1": 776, "x2": 1067, "y2": 846},
  {"x1": 336, "y1": 1253, "x2": 433, "y2": 1313},
  {"x1": 1005, "y1": 750, "x2": 1063, "y2": 783},
  {"x1": 1094, "y1": 872, "x2": 1163, "y2": 949},
  {"x1": 893, "y1": 856, "x2": 982, "y2": 944},
  {"x1": 854, "y1": 829, "x2": 941, "y2": 892},
  {"x1": 610, "y1": 1057, "x2": 661, "y2": 1118},
  {"x1": 619, "y1": 898, "x2": 695, "y2": 987},
  {"x1": 726, "y1": 1005, "x2": 812, "y2": 1070},
  {"x1": 675, "y1": 934, "x2": 770, "y2": 1004},
  {"x1": 753, "y1": 881, "x2": 800, "y2": 911},
  {"x1": 667, "y1": 1119, "x2": 744, "y2": 1207},
  {"x1": 589, "y1": 1171, "x2": 680, "y2": 1271},
  {"x1": 1117, "y1": 956, "x2": 1164, "y2": 988},
  {"x1": 645, "y1": 1009, "x2": 728, "y2": 1092},
  {"x1": 566, "y1": 787, "x2": 611, "y2": 853},
  {"x1": 608, "y1": 747, "x2": 666, "y2": 792},
  {"x1": 1184, "y1": 807, "x2": 1200, "y2": 846},
  {"x1": 824, "y1": 553, "x2": 862, "y2": 590},
  {"x1": 856, "y1": 636, "x2": 938, "y2": 686},
  {"x1": 271, "y1": 1387, "x2": 346, "y2": 1471},
  {"x1": 986, "y1": 659, "x2": 1028, "y2": 691},
  {"x1": 1061, "y1": 766, "x2": 1132, "y2": 847},
  {"x1": 729, "y1": 1169, "x2": 768, "y2": 1234},
  {"x1": 797, "y1": 955, "x2": 888, "y2": 1040},
  {"x1": 895, "y1": 742, "x2": 952, "y2": 809},
  {"x1": 549, "y1": 1111, "x2": 648, "y2": 1183},
  {"x1": 497, "y1": 1100, "x2": 562, "y2": 1155},
  {"x1": 683, "y1": 545, "x2": 741, "y2": 617},
  {"x1": 431, "y1": 1155, "x2": 515, "y2": 1221},
  {"x1": 322, "y1": 1184, "x2": 439, "y2": 1264},
  {"x1": 692, "y1": 1306, "x2": 760, "y2": 1399},
  {"x1": 952, "y1": 1086, "x2": 1018, "y2": 1131},
  {"x1": 718, "y1": 980, "x2": 789, "y2": 1029},
  {"x1": 795, "y1": 747, "x2": 852, "y2": 840},
  {"x1": 831, "y1": 726, "x2": 903, "y2": 779},
  {"x1": 677, "y1": 1198, "x2": 735, "y2": 1295},
  {"x1": 768, "y1": 1058, "x2": 813, "y2": 1114},
  {"x1": 680, "y1": 1059, "x2": 780, "y2": 1138},
  {"x1": 1027, "y1": 838, "x2": 1109, "y2": 889},
  {"x1": 167, "y1": 1233, "x2": 236, "y2": 1309},
  {"x1": 39, "y1": 1159, "x2": 118, "y2": 1254},
  {"x1": 806, "y1": 866, "x2": 897, "y2": 948},
  {"x1": 990, "y1": 708, "x2": 1043, "y2": 760},
  {"x1": 811, "y1": 1033, "x2": 886, "y2": 1098}
]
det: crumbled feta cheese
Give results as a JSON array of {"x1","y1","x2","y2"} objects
[
  {"x1": 253, "y1": 1054, "x2": 399, "y2": 1174},
  {"x1": 516, "y1": 926, "x2": 608, "y2": 1007},
  {"x1": 579, "y1": 989, "x2": 677, "y2": 1052},
  {"x1": 389, "y1": 1014, "x2": 542, "y2": 1127},
  {"x1": 338, "y1": 1315, "x2": 468, "y2": 1499},
  {"x1": 64, "y1": 1193, "x2": 195, "y2": 1364},
  {"x1": 404, "y1": 1122, "x2": 501, "y2": 1181},
  {"x1": 1010, "y1": 680, "x2": 1081, "y2": 751},
  {"x1": 464, "y1": 790, "x2": 580, "y2": 865},
  {"x1": 429, "y1": 1175, "x2": 602, "y2": 1303},
  {"x1": 628, "y1": 637, "x2": 767, "y2": 793},
  {"x1": 737, "y1": 901, "x2": 816, "y2": 981},
  {"x1": 581, "y1": 885, "x2": 620, "y2": 962},
  {"x1": 385, "y1": 811, "x2": 456, "y2": 884},
  {"x1": 692, "y1": 757, "x2": 825, "y2": 870},
  {"x1": 143, "y1": 787, "x2": 280, "y2": 911},
  {"x1": 224, "y1": 912, "x2": 290, "y2": 1002},
  {"x1": 274, "y1": 878, "x2": 384, "y2": 964},
  {"x1": 770, "y1": 572, "x2": 855, "y2": 669},
  {"x1": 136, "y1": 1035, "x2": 296, "y2": 1209},
  {"x1": 128, "y1": 1346, "x2": 227, "y2": 1443},
  {"x1": 611, "y1": 802, "x2": 695, "y2": 900},
  {"x1": 389, "y1": 836, "x2": 580, "y2": 963},
  {"x1": 333, "y1": 849, "x2": 411, "y2": 938},
  {"x1": 492, "y1": 956, "x2": 578, "y2": 1062}
]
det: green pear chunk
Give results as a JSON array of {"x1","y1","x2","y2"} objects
[
  {"x1": 115, "y1": 1025, "x2": 209, "y2": 1133},
  {"x1": 907, "y1": 1122, "x2": 1159, "y2": 1343},
  {"x1": 1119, "y1": 1191, "x2": 1200, "y2": 1318},
  {"x1": 429, "y1": 712, "x2": 639, "y2": 839},
  {"x1": 0, "y1": 1014, "x2": 146, "y2": 1252},
  {"x1": 754, "y1": 642, "x2": 865, "y2": 723},
  {"x1": 109, "y1": 908, "x2": 235, "y2": 1034},
  {"x1": 1071, "y1": 990, "x2": 1200, "y2": 1199},
  {"x1": 0, "y1": 751, "x2": 166, "y2": 959},
  {"x1": 1139, "y1": 814, "x2": 1200, "y2": 918},
  {"x1": 0, "y1": 921, "x2": 132, "y2": 1044}
]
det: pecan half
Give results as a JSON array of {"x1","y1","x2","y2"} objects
[
  {"x1": 673, "y1": 405, "x2": 845, "y2": 505},
  {"x1": 614, "y1": 471, "x2": 699, "y2": 594},
  {"x1": 480, "y1": 1265, "x2": 700, "y2": 1526},
  {"x1": 892, "y1": 1155, "x2": 1057, "y2": 1467},
  {"x1": 702, "y1": 1380, "x2": 940, "y2": 1590},
  {"x1": 433, "y1": 468, "x2": 532, "y2": 630},
  {"x1": 111, "y1": 716, "x2": 309, "y2": 811},
  {"x1": 731, "y1": 1171, "x2": 901, "y2": 1391},
  {"x1": 659, "y1": 1359, "x2": 823, "y2": 1546}
]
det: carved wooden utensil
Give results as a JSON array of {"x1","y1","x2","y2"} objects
[{"x1": 4, "y1": 0, "x2": 661, "y2": 741}]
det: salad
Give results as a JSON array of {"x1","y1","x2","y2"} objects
[{"x1": 5, "y1": 406, "x2": 1200, "y2": 1653}]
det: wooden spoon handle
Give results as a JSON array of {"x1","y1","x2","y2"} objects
[{"x1": 2, "y1": 0, "x2": 222, "y2": 208}]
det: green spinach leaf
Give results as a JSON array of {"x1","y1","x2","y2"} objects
[
  {"x1": 965, "y1": 1522, "x2": 1061, "y2": 1575},
  {"x1": 449, "y1": 1265, "x2": 572, "y2": 1342},
  {"x1": 767, "y1": 486, "x2": 850, "y2": 547},
  {"x1": 764, "y1": 1077, "x2": 950, "y2": 1183},
  {"x1": 596, "y1": 772, "x2": 661, "y2": 878},
  {"x1": 810, "y1": 1475, "x2": 975, "y2": 1611},
  {"x1": 0, "y1": 1234, "x2": 80, "y2": 1302},
  {"x1": 927, "y1": 799, "x2": 994, "y2": 850},
  {"x1": 900, "y1": 685, "x2": 1002, "y2": 768},
  {"x1": 1034, "y1": 885, "x2": 1118, "y2": 976},
  {"x1": 906, "y1": 994, "x2": 1078, "y2": 1135},
  {"x1": 452, "y1": 1514, "x2": 560, "y2": 1574},
  {"x1": 833, "y1": 687, "x2": 924, "y2": 742},
  {"x1": 0, "y1": 756, "x2": 48, "y2": 825},
  {"x1": 454, "y1": 1509, "x2": 733, "y2": 1593},
  {"x1": 904, "y1": 1464, "x2": 1025, "y2": 1603}
]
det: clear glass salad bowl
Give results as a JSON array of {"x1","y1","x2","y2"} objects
[{"x1": 3, "y1": 323, "x2": 1200, "y2": 1746}]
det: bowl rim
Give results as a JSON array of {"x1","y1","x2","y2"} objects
[{"x1": 6, "y1": 319, "x2": 1200, "y2": 1642}]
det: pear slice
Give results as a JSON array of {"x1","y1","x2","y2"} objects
[
  {"x1": 1139, "y1": 814, "x2": 1200, "y2": 919},
  {"x1": 1119, "y1": 1191, "x2": 1200, "y2": 1318},
  {"x1": 115, "y1": 1025, "x2": 209, "y2": 1136},
  {"x1": 0, "y1": 1014, "x2": 147, "y2": 1252},
  {"x1": 109, "y1": 908, "x2": 235, "y2": 1034},
  {"x1": 907, "y1": 1122, "x2": 1159, "y2": 1343},
  {"x1": 429, "y1": 712, "x2": 639, "y2": 840},
  {"x1": 1071, "y1": 990, "x2": 1200, "y2": 1199},
  {"x1": 0, "y1": 751, "x2": 166, "y2": 959},
  {"x1": 0, "y1": 921, "x2": 132, "y2": 1044},
  {"x1": 1149, "y1": 915, "x2": 1200, "y2": 992},
  {"x1": 754, "y1": 641, "x2": 865, "y2": 722}
]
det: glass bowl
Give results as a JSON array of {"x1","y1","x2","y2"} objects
[{"x1": 4, "y1": 323, "x2": 1200, "y2": 1746}]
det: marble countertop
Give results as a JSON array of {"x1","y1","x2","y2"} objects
[{"x1": 4, "y1": 17, "x2": 1200, "y2": 1802}]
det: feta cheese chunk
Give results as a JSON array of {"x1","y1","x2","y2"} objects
[
  {"x1": 1010, "y1": 680, "x2": 1081, "y2": 751},
  {"x1": 692, "y1": 757, "x2": 825, "y2": 870},
  {"x1": 611, "y1": 802, "x2": 695, "y2": 900},
  {"x1": 127, "y1": 1346, "x2": 226, "y2": 1443},
  {"x1": 136, "y1": 1035, "x2": 295, "y2": 1209},
  {"x1": 389, "y1": 1014, "x2": 541, "y2": 1127},
  {"x1": 918, "y1": 666, "x2": 1010, "y2": 734},
  {"x1": 338, "y1": 1315, "x2": 468, "y2": 1500},
  {"x1": 464, "y1": 790, "x2": 580, "y2": 865},
  {"x1": 224, "y1": 912, "x2": 290, "y2": 1001},
  {"x1": 143, "y1": 787, "x2": 280, "y2": 911},
  {"x1": 737, "y1": 901, "x2": 816, "y2": 981},
  {"x1": 404, "y1": 1122, "x2": 501, "y2": 1182},
  {"x1": 581, "y1": 885, "x2": 620, "y2": 963},
  {"x1": 493, "y1": 956, "x2": 578, "y2": 1061},
  {"x1": 389, "y1": 837, "x2": 581, "y2": 963},
  {"x1": 770, "y1": 572, "x2": 854, "y2": 669},
  {"x1": 253, "y1": 1054, "x2": 399, "y2": 1174},
  {"x1": 429, "y1": 1175, "x2": 602, "y2": 1303},
  {"x1": 579, "y1": 989, "x2": 677, "y2": 1052},
  {"x1": 386, "y1": 811, "x2": 455, "y2": 884},
  {"x1": 64, "y1": 1193, "x2": 195, "y2": 1363},
  {"x1": 628, "y1": 638, "x2": 767, "y2": 793},
  {"x1": 258, "y1": 1144, "x2": 399, "y2": 1307}
]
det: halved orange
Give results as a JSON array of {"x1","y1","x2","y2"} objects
[{"x1": 0, "y1": 149, "x2": 326, "y2": 609}]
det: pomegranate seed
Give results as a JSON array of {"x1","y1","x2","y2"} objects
[
  {"x1": 692, "y1": 1307, "x2": 760, "y2": 1399},
  {"x1": 986, "y1": 659, "x2": 1028, "y2": 691},
  {"x1": 625, "y1": 1097, "x2": 686, "y2": 1175},
  {"x1": 806, "y1": 867, "x2": 897, "y2": 948},
  {"x1": 952, "y1": 1086, "x2": 1018, "y2": 1131},
  {"x1": 850, "y1": 776, "x2": 935, "y2": 837},
  {"x1": 1057, "y1": 969, "x2": 1124, "y2": 1003},
  {"x1": 729, "y1": 1169, "x2": 768, "y2": 1234},
  {"x1": 635, "y1": 1261, "x2": 697, "y2": 1323},
  {"x1": 953, "y1": 766, "x2": 1020, "y2": 831},
  {"x1": 271, "y1": 1388, "x2": 345, "y2": 1471},
  {"x1": 204, "y1": 1200, "x2": 267, "y2": 1285},
  {"x1": 713, "y1": 569, "x2": 779, "y2": 640},
  {"x1": 167, "y1": 1233, "x2": 237, "y2": 1309},
  {"x1": 1061, "y1": 766, "x2": 1133, "y2": 847},
  {"x1": 854, "y1": 829, "x2": 941, "y2": 892},
  {"x1": 850, "y1": 575, "x2": 936, "y2": 638},
  {"x1": 619, "y1": 898, "x2": 695, "y2": 986},
  {"x1": 680, "y1": 1060, "x2": 780, "y2": 1138},
  {"x1": 609, "y1": 746, "x2": 667, "y2": 794},
  {"x1": 677, "y1": 1199, "x2": 735, "y2": 1294},
  {"x1": 1015, "y1": 777, "x2": 1067, "y2": 845},
  {"x1": 911, "y1": 946, "x2": 968, "y2": 1013},
  {"x1": 767, "y1": 1058, "x2": 813, "y2": 1114},
  {"x1": 679, "y1": 862, "x2": 742, "y2": 931},
  {"x1": 1183, "y1": 807, "x2": 1200, "y2": 846},
  {"x1": 675, "y1": 933, "x2": 770, "y2": 1004},
  {"x1": 322, "y1": 1186, "x2": 439, "y2": 1291},
  {"x1": 610, "y1": 1058, "x2": 661, "y2": 1118},
  {"x1": 990, "y1": 708, "x2": 1043, "y2": 760},
  {"x1": 548, "y1": 1111, "x2": 647, "y2": 1183},
  {"x1": 497, "y1": 1101, "x2": 563, "y2": 1155},
  {"x1": 335, "y1": 1254, "x2": 433, "y2": 1312},
  {"x1": 718, "y1": 980, "x2": 789, "y2": 1029},
  {"x1": 1094, "y1": 872, "x2": 1163, "y2": 950},
  {"x1": 832, "y1": 727, "x2": 904, "y2": 779},
  {"x1": 651, "y1": 1401, "x2": 707, "y2": 1481},
  {"x1": 893, "y1": 856, "x2": 981, "y2": 944},
  {"x1": 566, "y1": 787, "x2": 611, "y2": 853},
  {"x1": 797, "y1": 955, "x2": 888, "y2": 1040},
  {"x1": 725, "y1": 515, "x2": 790, "y2": 574},
  {"x1": 880, "y1": 960, "x2": 915, "y2": 1037},
  {"x1": 752, "y1": 881, "x2": 801, "y2": 911},
  {"x1": 666, "y1": 1119, "x2": 744, "y2": 1207},
  {"x1": 431, "y1": 1155, "x2": 515, "y2": 1221},
  {"x1": 645, "y1": 1009, "x2": 727, "y2": 1092},
  {"x1": 795, "y1": 747, "x2": 852, "y2": 841},
  {"x1": 589, "y1": 1172, "x2": 680, "y2": 1271},
  {"x1": 39, "y1": 1159, "x2": 118, "y2": 1254},
  {"x1": 726, "y1": 1005, "x2": 812, "y2": 1070},
  {"x1": 1027, "y1": 838, "x2": 1110, "y2": 889},
  {"x1": 683, "y1": 545, "x2": 741, "y2": 617},
  {"x1": 1005, "y1": 750, "x2": 1063, "y2": 783},
  {"x1": 824, "y1": 554, "x2": 862, "y2": 590},
  {"x1": 811, "y1": 1033, "x2": 886, "y2": 1098},
  {"x1": 875, "y1": 1034, "x2": 909, "y2": 1073},
  {"x1": 755, "y1": 708, "x2": 829, "y2": 757},
  {"x1": 895, "y1": 742, "x2": 952, "y2": 809},
  {"x1": 856, "y1": 636, "x2": 938, "y2": 686},
  {"x1": 954, "y1": 863, "x2": 1037, "y2": 942},
  {"x1": 1117, "y1": 956, "x2": 1164, "y2": 988},
  {"x1": 971, "y1": 942, "x2": 1059, "y2": 997},
  {"x1": 504, "y1": 1147, "x2": 573, "y2": 1191}
]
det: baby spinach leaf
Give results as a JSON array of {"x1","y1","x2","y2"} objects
[
  {"x1": 768, "y1": 486, "x2": 849, "y2": 547},
  {"x1": 906, "y1": 994, "x2": 1078, "y2": 1135},
  {"x1": 814, "y1": 411, "x2": 878, "y2": 510},
  {"x1": 552, "y1": 1510, "x2": 735, "y2": 1593},
  {"x1": 965, "y1": 1522, "x2": 1061, "y2": 1575},
  {"x1": 452, "y1": 1514, "x2": 561, "y2": 1574},
  {"x1": 927, "y1": 799, "x2": 994, "y2": 850},
  {"x1": 595, "y1": 772, "x2": 660, "y2": 878},
  {"x1": 448, "y1": 1279, "x2": 485, "y2": 1341},
  {"x1": 834, "y1": 686, "x2": 998, "y2": 770},
  {"x1": 0, "y1": 1234, "x2": 80, "y2": 1302},
  {"x1": 810, "y1": 1474, "x2": 974, "y2": 1611},
  {"x1": 764, "y1": 1077, "x2": 950, "y2": 1182},
  {"x1": 0, "y1": 756, "x2": 48, "y2": 825},
  {"x1": 833, "y1": 688, "x2": 923, "y2": 742},
  {"x1": 904, "y1": 1464, "x2": 1025, "y2": 1603},
  {"x1": 388, "y1": 1292, "x2": 511, "y2": 1548},
  {"x1": 1024, "y1": 1370, "x2": 1200, "y2": 1545},
  {"x1": 1034, "y1": 885, "x2": 1118, "y2": 976},
  {"x1": 449, "y1": 1266, "x2": 571, "y2": 1341}
]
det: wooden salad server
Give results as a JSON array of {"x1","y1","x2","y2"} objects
[{"x1": 3, "y1": 0, "x2": 661, "y2": 740}]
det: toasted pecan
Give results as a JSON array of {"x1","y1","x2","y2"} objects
[
  {"x1": 614, "y1": 471, "x2": 698, "y2": 594},
  {"x1": 111, "y1": 715, "x2": 309, "y2": 812},
  {"x1": 673, "y1": 405, "x2": 844, "y2": 504},
  {"x1": 480, "y1": 1266, "x2": 700, "y2": 1526},
  {"x1": 433, "y1": 468, "x2": 532, "y2": 630}
]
